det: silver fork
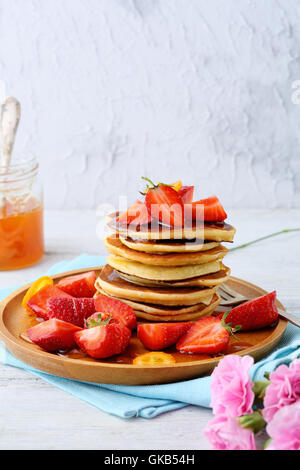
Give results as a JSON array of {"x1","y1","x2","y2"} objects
[{"x1": 218, "y1": 284, "x2": 300, "y2": 328}]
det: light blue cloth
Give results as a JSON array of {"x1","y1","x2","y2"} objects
[{"x1": 0, "y1": 255, "x2": 299, "y2": 419}]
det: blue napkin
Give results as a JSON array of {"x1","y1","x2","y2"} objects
[{"x1": 0, "y1": 255, "x2": 299, "y2": 419}]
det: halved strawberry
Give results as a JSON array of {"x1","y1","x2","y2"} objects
[
  {"x1": 224, "y1": 291, "x2": 278, "y2": 331},
  {"x1": 178, "y1": 186, "x2": 194, "y2": 204},
  {"x1": 27, "y1": 319, "x2": 81, "y2": 352},
  {"x1": 176, "y1": 316, "x2": 231, "y2": 354},
  {"x1": 185, "y1": 195, "x2": 227, "y2": 222},
  {"x1": 27, "y1": 286, "x2": 73, "y2": 319},
  {"x1": 138, "y1": 322, "x2": 193, "y2": 350},
  {"x1": 94, "y1": 294, "x2": 137, "y2": 330},
  {"x1": 117, "y1": 200, "x2": 152, "y2": 226},
  {"x1": 74, "y1": 316, "x2": 131, "y2": 359},
  {"x1": 47, "y1": 297, "x2": 96, "y2": 327},
  {"x1": 57, "y1": 271, "x2": 97, "y2": 298},
  {"x1": 143, "y1": 177, "x2": 184, "y2": 227}
]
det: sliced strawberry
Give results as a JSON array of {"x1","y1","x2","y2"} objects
[
  {"x1": 117, "y1": 200, "x2": 153, "y2": 226},
  {"x1": 176, "y1": 316, "x2": 230, "y2": 354},
  {"x1": 56, "y1": 271, "x2": 97, "y2": 298},
  {"x1": 27, "y1": 319, "x2": 81, "y2": 352},
  {"x1": 138, "y1": 322, "x2": 193, "y2": 350},
  {"x1": 178, "y1": 186, "x2": 194, "y2": 204},
  {"x1": 47, "y1": 297, "x2": 96, "y2": 327},
  {"x1": 74, "y1": 322, "x2": 131, "y2": 359},
  {"x1": 143, "y1": 177, "x2": 184, "y2": 227},
  {"x1": 224, "y1": 291, "x2": 278, "y2": 331},
  {"x1": 185, "y1": 195, "x2": 227, "y2": 222},
  {"x1": 27, "y1": 286, "x2": 73, "y2": 319},
  {"x1": 94, "y1": 294, "x2": 137, "y2": 330}
]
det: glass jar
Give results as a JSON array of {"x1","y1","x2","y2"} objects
[{"x1": 0, "y1": 157, "x2": 44, "y2": 270}]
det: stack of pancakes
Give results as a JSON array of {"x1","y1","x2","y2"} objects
[{"x1": 95, "y1": 213, "x2": 236, "y2": 322}]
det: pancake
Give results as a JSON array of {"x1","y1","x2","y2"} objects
[
  {"x1": 106, "y1": 212, "x2": 236, "y2": 241},
  {"x1": 107, "y1": 255, "x2": 223, "y2": 281},
  {"x1": 133, "y1": 294, "x2": 220, "y2": 321},
  {"x1": 119, "y1": 236, "x2": 219, "y2": 253},
  {"x1": 94, "y1": 288, "x2": 213, "y2": 313},
  {"x1": 96, "y1": 265, "x2": 218, "y2": 306},
  {"x1": 104, "y1": 236, "x2": 228, "y2": 267},
  {"x1": 119, "y1": 265, "x2": 231, "y2": 287}
]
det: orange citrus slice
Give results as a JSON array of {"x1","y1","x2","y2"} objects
[
  {"x1": 22, "y1": 276, "x2": 54, "y2": 311},
  {"x1": 133, "y1": 352, "x2": 176, "y2": 366},
  {"x1": 170, "y1": 180, "x2": 182, "y2": 192}
]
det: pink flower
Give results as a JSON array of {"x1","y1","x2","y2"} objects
[
  {"x1": 210, "y1": 355, "x2": 254, "y2": 417},
  {"x1": 204, "y1": 415, "x2": 257, "y2": 450},
  {"x1": 263, "y1": 359, "x2": 300, "y2": 423},
  {"x1": 266, "y1": 401, "x2": 300, "y2": 450}
]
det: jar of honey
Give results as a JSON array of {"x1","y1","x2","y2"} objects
[{"x1": 0, "y1": 157, "x2": 44, "y2": 270}]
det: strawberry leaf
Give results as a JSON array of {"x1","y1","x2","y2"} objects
[
  {"x1": 221, "y1": 311, "x2": 240, "y2": 341},
  {"x1": 85, "y1": 313, "x2": 113, "y2": 329}
]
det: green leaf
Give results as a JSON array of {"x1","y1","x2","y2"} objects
[{"x1": 85, "y1": 314, "x2": 113, "y2": 329}]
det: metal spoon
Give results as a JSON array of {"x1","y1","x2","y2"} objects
[{"x1": 0, "y1": 97, "x2": 21, "y2": 207}]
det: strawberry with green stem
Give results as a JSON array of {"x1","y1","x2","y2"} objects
[
  {"x1": 75, "y1": 312, "x2": 131, "y2": 359},
  {"x1": 141, "y1": 176, "x2": 184, "y2": 227}
]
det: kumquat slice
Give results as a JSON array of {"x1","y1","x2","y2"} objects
[
  {"x1": 133, "y1": 352, "x2": 176, "y2": 366},
  {"x1": 22, "y1": 276, "x2": 54, "y2": 311}
]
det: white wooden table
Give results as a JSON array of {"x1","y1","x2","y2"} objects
[{"x1": 0, "y1": 209, "x2": 299, "y2": 450}]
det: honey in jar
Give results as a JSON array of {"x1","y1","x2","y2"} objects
[{"x1": 0, "y1": 158, "x2": 44, "y2": 270}]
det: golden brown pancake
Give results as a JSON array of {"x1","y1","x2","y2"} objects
[
  {"x1": 94, "y1": 288, "x2": 213, "y2": 313},
  {"x1": 94, "y1": 289, "x2": 220, "y2": 320},
  {"x1": 133, "y1": 294, "x2": 220, "y2": 321},
  {"x1": 104, "y1": 235, "x2": 228, "y2": 267},
  {"x1": 96, "y1": 265, "x2": 218, "y2": 306},
  {"x1": 107, "y1": 255, "x2": 223, "y2": 281},
  {"x1": 119, "y1": 236, "x2": 219, "y2": 253},
  {"x1": 106, "y1": 212, "x2": 236, "y2": 241},
  {"x1": 119, "y1": 265, "x2": 231, "y2": 287}
]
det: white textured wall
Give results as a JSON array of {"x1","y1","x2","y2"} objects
[{"x1": 1, "y1": 0, "x2": 299, "y2": 209}]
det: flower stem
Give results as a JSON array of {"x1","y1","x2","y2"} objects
[
  {"x1": 229, "y1": 228, "x2": 300, "y2": 253},
  {"x1": 239, "y1": 411, "x2": 266, "y2": 434}
]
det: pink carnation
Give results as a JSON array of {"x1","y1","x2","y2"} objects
[
  {"x1": 204, "y1": 415, "x2": 257, "y2": 450},
  {"x1": 210, "y1": 355, "x2": 254, "y2": 417},
  {"x1": 266, "y1": 401, "x2": 300, "y2": 450},
  {"x1": 263, "y1": 359, "x2": 300, "y2": 423}
]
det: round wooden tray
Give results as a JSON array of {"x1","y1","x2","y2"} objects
[{"x1": 0, "y1": 267, "x2": 287, "y2": 385}]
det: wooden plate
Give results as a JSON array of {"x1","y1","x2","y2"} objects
[{"x1": 0, "y1": 268, "x2": 287, "y2": 385}]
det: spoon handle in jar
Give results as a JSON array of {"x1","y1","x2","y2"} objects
[
  {"x1": 0, "y1": 97, "x2": 21, "y2": 208},
  {"x1": 0, "y1": 97, "x2": 21, "y2": 170}
]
